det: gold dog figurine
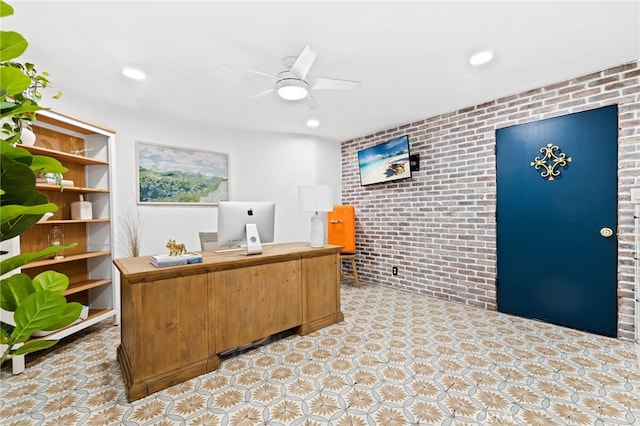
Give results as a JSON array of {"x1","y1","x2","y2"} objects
[{"x1": 166, "y1": 239, "x2": 187, "y2": 256}]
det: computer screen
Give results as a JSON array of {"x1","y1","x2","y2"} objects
[{"x1": 217, "y1": 201, "x2": 276, "y2": 248}]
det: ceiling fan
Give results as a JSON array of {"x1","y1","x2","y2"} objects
[{"x1": 227, "y1": 45, "x2": 361, "y2": 109}]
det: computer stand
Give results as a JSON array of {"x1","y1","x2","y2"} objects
[{"x1": 245, "y1": 223, "x2": 262, "y2": 255}]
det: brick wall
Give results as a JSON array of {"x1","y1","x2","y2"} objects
[{"x1": 341, "y1": 61, "x2": 640, "y2": 340}]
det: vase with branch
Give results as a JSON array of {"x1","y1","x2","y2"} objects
[{"x1": 119, "y1": 209, "x2": 144, "y2": 257}]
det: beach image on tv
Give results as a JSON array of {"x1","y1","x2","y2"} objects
[{"x1": 357, "y1": 135, "x2": 411, "y2": 186}]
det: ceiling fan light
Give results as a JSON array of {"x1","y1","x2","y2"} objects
[{"x1": 276, "y1": 78, "x2": 308, "y2": 101}]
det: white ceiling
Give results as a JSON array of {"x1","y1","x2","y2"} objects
[{"x1": 5, "y1": 1, "x2": 639, "y2": 141}]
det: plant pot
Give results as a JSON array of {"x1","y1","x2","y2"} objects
[
  {"x1": 20, "y1": 126, "x2": 36, "y2": 145},
  {"x1": 0, "y1": 118, "x2": 36, "y2": 146}
]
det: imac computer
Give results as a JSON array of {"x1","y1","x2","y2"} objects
[{"x1": 216, "y1": 201, "x2": 275, "y2": 255}]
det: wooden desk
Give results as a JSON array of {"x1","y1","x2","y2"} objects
[{"x1": 113, "y1": 242, "x2": 344, "y2": 402}]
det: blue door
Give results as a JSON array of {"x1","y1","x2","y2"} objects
[{"x1": 496, "y1": 105, "x2": 618, "y2": 337}]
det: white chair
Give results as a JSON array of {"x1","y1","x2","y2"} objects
[{"x1": 199, "y1": 232, "x2": 218, "y2": 251}]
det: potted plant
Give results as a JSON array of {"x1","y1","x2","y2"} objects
[
  {"x1": 0, "y1": 0, "x2": 80, "y2": 367},
  {"x1": 0, "y1": 1, "x2": 61, "y2": 147}
]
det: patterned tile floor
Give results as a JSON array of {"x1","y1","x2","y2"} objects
[{"x1": 1, "y1": 283, "x2": 639, "y2": 425}]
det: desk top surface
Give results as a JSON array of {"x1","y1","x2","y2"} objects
[{"x1": 114, "y1": 242, "x2": 342, "y2": 283}]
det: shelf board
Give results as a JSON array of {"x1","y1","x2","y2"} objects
[
  {"x1": 36, "y1": 110, "x2": 116, "y2": 135},
  {"x1": 37, "y1": 218, "x2": 110, "y2": 225},
  {"x1": 64, "y1": 279, "x2": 112, "y2": 296},
  {"x1": 35, "y1": 183, "x2": 109, "y2": 193},
  {"x1": 20, "y1": 145, "x2": 108, "y2": 166},
  {"x1": 21, "y1": 251, "x2": 111, "y2": 270}
]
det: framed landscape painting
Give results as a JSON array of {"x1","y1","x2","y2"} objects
[{"x1": 136, "y1": 141, "x2": 229, "y2": 205}]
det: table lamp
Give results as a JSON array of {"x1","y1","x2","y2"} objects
[{"x1": 298, "y1": 185, "x2": 333, "y2": 247}]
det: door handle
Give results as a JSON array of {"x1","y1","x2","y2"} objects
[{"x1": 600, "y1": 227, "x2": 614, "y2": 238}]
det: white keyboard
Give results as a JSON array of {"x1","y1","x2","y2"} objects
[{"x1": 213, "y1": 242, "x2": 276, "y2": 254}]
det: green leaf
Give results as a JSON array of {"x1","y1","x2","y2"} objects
[
  {"x1": 0, "y1": 66, "x2": 31, "y2": 97},
  {"x1": 0, "y1": 203, "x2": 58, "y2": 225},
  {"x1": 0, "y1": 100, "x2": 42, "y2": 117},
  {"x1": 0, "y1": 146, "x2": 65, "y2": 241},
  {"x1": 1, "y1": 141, "x2": 67, "y2": 179},
  {"x1": 42, "y1": 302, "x2": 82, "y2": 331},
  {"x1": 0, "y1": 323, "x2": 11, "y2": 344},
  {"x1": 32, "y1": 270, "x2": 69, "y2": 294},
  {"x1": 0, "y1": 207, "x2": 52, "y2": 242},
  {"x1": 0, "y1": 139, "x2": 33, "y2": 166},
  {"x1": 0, "y1": 1, "x2": 15, "y2": 19},
  {"x1": 11, "y1": 292, "x2": 69, "y2": 342},
  {"x1": 0, "y1": 31, "x2": 27, "y2": 62},
  {"x1": 1, "y1": 150, "x2": 36, "y2": 204},
  {"x1": 30, "y1": 155, "x2": 68, "y2": 174},
  {"x1": 0, "y1": 142, "x2": 68, "y2": 242},
  {"x1": 0, "y1": 102, "x2": 19, "y2": 116},
  {"x1": 0, "y1": 243, "x2": 77, "y2": 276},
  {"x1": 11, "y1": 339, "x2": 57, "y2": 356},
  {"x1": 0, "y1": 273, "x2": 35, "y2": 311}
]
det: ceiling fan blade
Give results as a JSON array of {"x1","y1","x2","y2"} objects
[
  {"x1": 310, "y1": 76, "x2": 361, "y2": 91},
  {"x1": 306, "y1": 93, "x2": 319, "y2": 110},
  {"x1": 223, "y1": 63, "x2": 277, "y2": 79},
  {"x1": 290, "y1": 45, "x2": 317, "y2": 80},
  {"x1": 248, "y1": 88, "x2": 275, "y2": 99}
]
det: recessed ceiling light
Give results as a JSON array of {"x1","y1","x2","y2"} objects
[
  {"x1": 306, "y1": 119, "x2": 320, "y2": 128},
  {"x1": 469, "y1": 51, "x2": 494, "y2": 66},
  {"x1": 122, "y1": 67, "x2": 146, "y2": 80}
]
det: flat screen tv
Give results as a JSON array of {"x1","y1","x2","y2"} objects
[{"x1": 357, "y1": 135, "x2": 412, "y2": 186}]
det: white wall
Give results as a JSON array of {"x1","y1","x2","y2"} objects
[{"x1": 50, "y1": 91, "x2": 342, "y2": 257}]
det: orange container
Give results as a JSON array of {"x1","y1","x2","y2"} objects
[{"x1": 328, "y1": 205, "x2": 356, "y2": 253}]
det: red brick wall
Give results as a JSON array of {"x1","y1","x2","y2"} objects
[{"x1": 341, "y1": 61, "x2": 640, "y2": 340}]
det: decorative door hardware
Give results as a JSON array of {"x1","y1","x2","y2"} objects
[{"x1": 530, "y1": 144, "x2": 572, "y2": 181}]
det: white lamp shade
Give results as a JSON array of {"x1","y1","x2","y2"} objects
[{"x1": 298, "y1": 185, "x2": 333, "y2": 212}]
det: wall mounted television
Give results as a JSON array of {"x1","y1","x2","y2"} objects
[{"x1": 357, "y1": 135, "x2": 412, "y2": 186}]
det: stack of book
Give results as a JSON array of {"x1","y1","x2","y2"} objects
[
  {"x1": 150, "y1": 252, "x2": 203, "y2": 268},
  {"x1": 36, "y1": 174, "x2": 74, "y2": 187}
]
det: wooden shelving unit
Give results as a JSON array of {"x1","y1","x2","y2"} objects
[{"x1": 9, "y1": 110, "x2": 119, "y2": 374}]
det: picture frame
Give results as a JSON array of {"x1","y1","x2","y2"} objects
[{"x1": 136, "y1": 141, "x2": 229, "y2": 205}]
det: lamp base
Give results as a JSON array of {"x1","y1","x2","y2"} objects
[{"x1": 309, "y1": 212, "x2": 324, "y2": 247}]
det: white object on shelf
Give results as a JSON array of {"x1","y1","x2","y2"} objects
[
  {"x1": 20, "y1": 126, "x2": 36, "y2": 145},
  {"x1": 71, "y1": 195, "x2": 92, "y2": 220}
]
